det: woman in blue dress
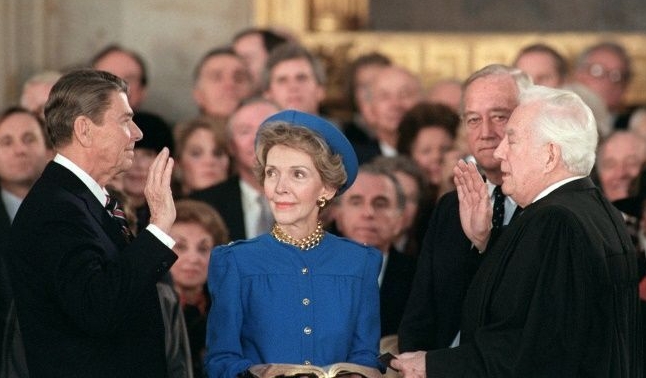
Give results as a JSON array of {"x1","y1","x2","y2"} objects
[{"x1": 205, "y1": 110, "x2": 383, "y2": 378}]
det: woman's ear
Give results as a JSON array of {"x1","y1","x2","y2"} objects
[{"x1": 321, "y1": 185, "x2": 337, "y2": 202}]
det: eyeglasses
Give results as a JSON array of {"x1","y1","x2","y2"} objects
[{"x1": 586, "y1": 63, "x2": 627, "y2": 84}]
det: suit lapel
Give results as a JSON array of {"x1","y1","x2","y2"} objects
[
  {"x1": 42, "y1": 162, "x2": 128, "y2": 250},
  {"x1": 0, "y1": 198, "x2": 11, "y2": 239}
]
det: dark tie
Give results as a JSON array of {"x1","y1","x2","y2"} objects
[
  {"x1": 106, "y1": 195, "x2": 133, "y2": 242},
  {"x1": 492, "y1": 185, "x2": 505, "y2": 230}
]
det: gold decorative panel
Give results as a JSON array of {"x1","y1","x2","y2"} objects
[
  {"x1": 253, "y1": 0, "x2": 646, "y2": 111},
  {"x1": 298, "y1": 32, "x2": 646, "y2": 107}
]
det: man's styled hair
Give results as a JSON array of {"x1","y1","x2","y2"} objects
[
  {"x1": 461, "y1": 64, "x2": 532, "y2": 114},
  {"x1": 523, "y1": 85, "x2": 598, "y2": 175},
  {"x1": 261, "y1": 43, "x2": 326, "y2": 92},
  {"x1": 513, "y1": 43, "x2": 569, "y2": 81},
  {"x1": 0, "y1": 106, "x2": 52, "y2": 149},
  {"x1": 355, "y1": 162, "x2": 407, "y2": 212},
  {"x1": 91, "y1": 44, "x2": 148, "y2": 87},
  {"x1": 44, "y1": 69, "x2": 128, "y2": 148},
  {"x1": 233, "y1": 28, "x2": 288, "y2": 53},
  {"x1": 192, "y1": 46, "x2": 243, "y2": 82}
]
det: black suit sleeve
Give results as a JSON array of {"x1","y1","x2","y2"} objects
[
  {"x1": 398, "y1": 192, "x2": 478, "y2": 352},
  {"x1": 41, "y1": 209, "x2": 176, "y2": 336}
]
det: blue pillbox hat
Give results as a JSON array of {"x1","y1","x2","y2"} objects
[{"x1": 258, "y1": 110, "x2": 358, "y2": 195}]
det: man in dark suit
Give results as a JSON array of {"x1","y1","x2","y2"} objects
[
  {"x1": 394, "y1": 86, "x2": 642, "y2": 377},
  {"x1": 333, "y1": 163, "x2": 416, "y2": 337},
  {"x1": 398, "y1": 64, "x2": 530, "y2": 352},
  {"x1": 349, "y1": 65, "x2": 422, "y2": 165},
  {"x1": 5, "y1": 69, "x2": 178, "y2": 378},
  {"x1": 0, "y1": 106, "x2": 50, "y2": 377},
  {"x1": 192, "y1": 98, "x2": 279, "y2": 240},
  {"x1": 0, "y1": 107, "x2": 51, "y2": 234}
]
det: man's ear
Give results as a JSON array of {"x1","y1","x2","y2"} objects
[
  {"x1": 545, "y1": 142, "x2": 562, "y2": 172},
  {"x1": 73, "y1": 115, "x2": 93, "y2": 148}
]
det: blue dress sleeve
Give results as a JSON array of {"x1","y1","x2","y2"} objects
[
  {"x1": 204, "y1": 244, "x2": 253, "y2": 378},
  {"x1": 347, "y1": 246, "x2": 383, "y2": 370}
]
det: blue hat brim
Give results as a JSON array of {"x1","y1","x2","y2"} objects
[{"x1": 258, "y1": 110, "x2": 358, "y2": 195}]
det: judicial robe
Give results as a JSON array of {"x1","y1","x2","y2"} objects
[{"x1": 425, "y1": 177, "x2": 642, "y2": 377}]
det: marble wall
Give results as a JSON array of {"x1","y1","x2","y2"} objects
[
  {"x1": 1, "y1": 0, "x2": 254, "y2": 125},
  {"x1": 3, "y1": 0, "x2": 646, "y2": 125}
]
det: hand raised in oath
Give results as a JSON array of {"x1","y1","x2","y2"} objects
[
  {"x1": 453, "y1": 160, "x2": 492, "y2": 251},
  {"x1": 145, "y1": 147, "x2": 176, "y2": 233}
]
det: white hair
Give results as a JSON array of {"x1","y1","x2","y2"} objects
[{"x1": 521, "y1": 85, "x2": 598, "y2": 175}]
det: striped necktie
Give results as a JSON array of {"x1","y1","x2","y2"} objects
[
  {"x1": 106, "y1": 195, "x2": 133, "y2": 242},
  {"x1": 492, "y1": 185, "x2": 505, "y2": 230}
]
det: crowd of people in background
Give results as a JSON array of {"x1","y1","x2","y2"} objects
[{"x1": 0, "y1": 26, "x2": 644, "y2": 377}]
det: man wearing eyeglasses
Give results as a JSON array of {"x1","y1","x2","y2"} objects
[{"x1": 573, "y1": 41, "x2": 634, "y2": 129}]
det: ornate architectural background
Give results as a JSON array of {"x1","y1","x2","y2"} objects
[
  {"x1": 370, "y1": 0, "x2": 646, "y2": 32},
  {"x1": 254, "y1": 0, "x2": 646, "y2": 116}
]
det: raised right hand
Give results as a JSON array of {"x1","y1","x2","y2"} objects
[
  {"x1": 145, "y1": 147, "x2": 176, "y2": 233},
  {"x1": 453, "y1": 160, "x2": 492, "y2": 251}
]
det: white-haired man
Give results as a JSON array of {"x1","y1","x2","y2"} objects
[{"x1": 393, "y1": 85, "x2": 642, "y2": 377}]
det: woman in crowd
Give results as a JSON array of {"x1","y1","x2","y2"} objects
[
  {"x1": 396, "y1": 102, "x2": 460, "y2": 203},
  {"x1": 204, "y1": 110, "x2": 383, "y2": 378},
  {"x1": 174, "y1": 117, "x2": 231, "y2": 197},
  {"x1": 169, "y1": 199, "x2": 229, "y2": 378}
]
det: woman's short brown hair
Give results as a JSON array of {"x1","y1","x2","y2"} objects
[
  {"x1": 174, "y1": 116, "x2": 229, "y2": 160},
  {"x1": 174, "y1": 199, "x2": 230, "y2": 247},
  {"x1": 253, "y1": 122, "x2": 347, "y2": 194},
  {"x1": 396, "y1": 102, "x2": 459, "y2": 156}
]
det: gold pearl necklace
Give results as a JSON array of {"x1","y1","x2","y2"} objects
[{"x1": 271, "y1": 221, "x2": 324, "y2": 250}]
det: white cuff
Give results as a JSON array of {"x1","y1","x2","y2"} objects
[{"x1": 146, "y1": 224, "x2": 176, "y2": 249}]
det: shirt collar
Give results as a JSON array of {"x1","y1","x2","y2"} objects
[
  {"x1": 532, "y1": 175, "x2": 585, "y2": 204},
  {"x1": 1, "y1": 189, "x2": 22, "y2": 222},
  {"x1": 379, "y1": 141, "x2": 397, "y2": 157},
  {"x1": 240, "y1": 179, "x2": 262, "y2": 204},
  {"x1": 485, "y1": 180, "x2": 516, "y2": 206},
  {"x1": 53, "y1": 154, "x2": 108, "y2": 206}
]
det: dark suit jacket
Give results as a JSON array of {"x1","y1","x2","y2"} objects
[
  {"x1": 6, "y1": 162, "x2": 177, "y2": 378},
  {"x1": 0, "y1": 198, "x2": 9, "y2": 241},
  {"x1": 351, "y1": 139, "x2": 382, "y2": 165},
  {"x1": 191, "y1": 176, "x2": 246, "y2": 241},
  {"x1": 380, "y1": 248, "x2": 417, "y2": 337},
  {"x1": 342, "y1": 119, "x2": 372, "y2": 146},
  {"x1": 425, "y1": 178, "x2": 642, "y2": 377},
  {"x1": 398, "y1": 191, "x2": 482, "y2": 351},
  {"x1": 0, "y1": 195, "x2": 28, "y2": 378}
]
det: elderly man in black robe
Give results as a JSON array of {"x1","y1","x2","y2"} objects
[{"x1": 392, "y1": 85, "x2": 642, "y2": 377}]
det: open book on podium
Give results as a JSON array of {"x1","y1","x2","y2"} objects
[{"x1": 247, "y1": 362, "x2": 382, "y2": 378}]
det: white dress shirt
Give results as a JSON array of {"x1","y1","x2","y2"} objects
[
  {"x1": 53, "y1": 154, "x2": 174, "y2": 248},
  {"x1": 1, "y1": 189, "x2": 22, "y2": 223}
]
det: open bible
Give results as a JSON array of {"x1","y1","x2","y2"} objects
[{"x1": 247, "y1": 362, "x2": 382, "y2": 378}]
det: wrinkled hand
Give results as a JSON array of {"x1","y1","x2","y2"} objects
[
  {"x1": 145, "y1": 147, "x2": 175, "y2": 233},
  {"x1": 453, "y1": 160, "x2": 491, "y2": 251},
  {"x1": 391, "y1": 351, "x2": 427, "y2": 378}
]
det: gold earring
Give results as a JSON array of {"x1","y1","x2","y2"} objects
[{"x1": 316, "y1": 197, "x2": 328, "y2": 208}]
